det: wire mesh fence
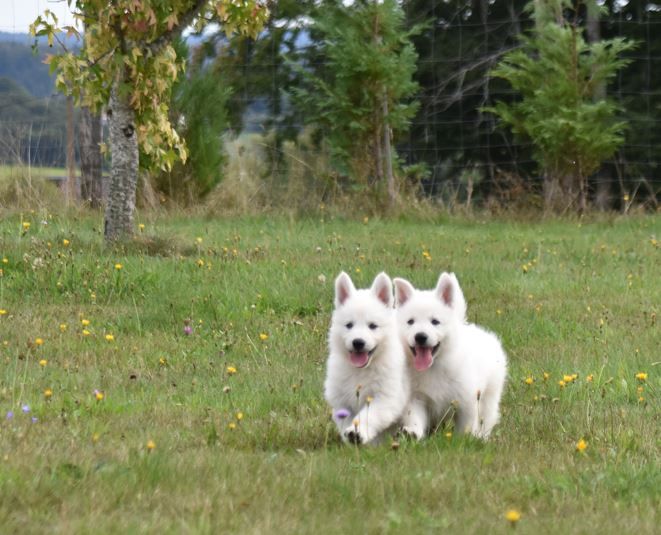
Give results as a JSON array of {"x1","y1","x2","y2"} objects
[{"x1": 1, "y1": 1, "x2": 659, "y2": 209}]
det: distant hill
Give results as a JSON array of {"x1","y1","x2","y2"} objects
[
  {"x1": 0, "y1": 41, "x2": 55, "y2": 98},
  {"x1": 0, "y1": 76, "x2": 68, "y2": 166},
  {"x1": 0, "y1": 31, "x2": 82, "y2": 98}
]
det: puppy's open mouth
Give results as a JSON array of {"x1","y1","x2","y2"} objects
[
  {"x1": 349, "y1": 347, "x2": 376, "y2": 368},
  {"x1": 410, "y1": 343, "x2": 440, "y2": 371}
]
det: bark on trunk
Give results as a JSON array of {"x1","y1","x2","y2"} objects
[
  {"x1": 104, "y1": 84, "x2": 139, "y2": 241},
  {"x1": 382, "y1": 91, "x2": 395, "y2": 208},
  {"x1": 587, "y1": 0, "x2": 610, "y2": 209},
  {"x1": 80, "y1": 106, "x2": 104, "y2": 208},
  {"x1": 65, "y1": 96, "x2": 78, "y2": 204}
]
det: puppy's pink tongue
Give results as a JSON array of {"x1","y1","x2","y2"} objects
[
  {"x1": 413, "y1": 346, "x2": 433, "y2": 371},
  {"x1": 350, "y1": 351, "x2": 370, "y2": 368}
]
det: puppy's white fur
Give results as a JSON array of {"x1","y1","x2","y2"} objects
[
  {"x1": 394, "y1": 273, "x2": 507, "y2": 440},
  {"x1": 325, "y1": 272, "x2": 409, "y2": 445}
]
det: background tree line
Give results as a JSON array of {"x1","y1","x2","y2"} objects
[
  {"x1": 3, "y1": 0, "x2": 658, "y2": 235},
  {"x1": 185, "y1": 0, "x2": 658, "y2": 211}
]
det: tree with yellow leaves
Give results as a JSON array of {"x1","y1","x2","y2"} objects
[{"x1": 32, "y1": 0, "x2": 268, "y2": 240}]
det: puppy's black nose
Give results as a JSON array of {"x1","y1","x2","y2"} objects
[
  {"x1": 414, "y1": 332, "x2": 428, "y2": 345},
  {"x1": 352, "y1": 338, "x2": 366, "y2": 351}
]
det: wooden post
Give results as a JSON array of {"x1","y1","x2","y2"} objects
[
  {"x1": 382, "y1": 90, "x2": 395, "y2": 207},
  {"x1": 65, "y1": 96, "x2": 78, "y2": 204}
]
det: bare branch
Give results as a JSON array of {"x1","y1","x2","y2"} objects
[{"x1": 144, "y1": 0, "x2": 209, "y2": 57}]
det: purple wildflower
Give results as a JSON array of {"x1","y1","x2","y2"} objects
[
  {"x1": 22, "y1": 404, "x2": 30, "y2": 413},
  {"x1": 31, "y1": 417, "x2": 38, "y2": 423},
  {"x1": 6, "y1": 411, "x2": 13, "y2": 420},
  {"x1": 183, "y1": 325, "x2": 193, "y2": 336},
  {"x1": 333, "y1": 408, "x2": 351, "y2": 422}
]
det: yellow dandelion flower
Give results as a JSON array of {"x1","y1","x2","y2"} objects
[
  {"x1": 105, "y1": 334, "x2": 114, "y2": 342},
  {"x1": 81, "y1": 319, "x2": 90, "y2": 327},
  {"x1": 504, "y1": 510, "x2": 521, "y2": 523},
  {"x1": 236, "y1": 412, "x2": 244, "y2": 421},
  {"x1": 635, "y1": 372, "x2": 648, "y2": 381},
  {"x1": 521, "y1": 264, "x2": 528, "y2": 273},
  {"x1": 146, "y1": 440, "x2": 156, "y2": 451},
  {"x1": 445, "y1": 431, "x2": 452, "y2": 439},
  {"x1": 226, "y1": 366, "x2": 237, "y2": 375},
  {"x1": 543, "y1": 372, "x2": 550, "y2": 381},
  {"x1": 1, "y1": 257, "x2": 7, "y2": 264},
  {"x1": 576, "y1": 439, "x2": 588, "y2": 453},
  {"x1": 0, "y1": 309, "x2": 7, "y2": 316},
  {"x1": 638, "y1": 396, "x2": 645, "y2": 403},
  {"x1": 496, "y1": 309, "x2": 502, "y2": 316},
  {"x1": 524, "y1": 376, "x2": 534, "y2": 385},
  {"x1": 44, "y1": 388, "x2": 53, "y2": 398},
  {"x1": 159, "y1": 357, "x2": 167, "y2": 366},
  {"x1": 35, "y1": 338, "x2": 44, "y2": 346},
  {"x1": 563, "y1": 375, "x2": 573, "y2": 383},
  {"x1": 62, "y1": 239, "x2": 70, "y2": 246},
  {"x1": 623, "y1": 194, "x2": 630, "y2": 202},
  {"x1": 259, "y1": 333, "x2": 269, "y2": 341},
  {"x1": 39, "y1": 359, "x2": 48, "y2": 367},
  {"x1": 59, "y1": 323, "x2": 67, "y2": 332},
  {"x1": 366, "y1": 395, "x2": 374, "y2": 404},
  {"x1": 22, "y1": 221, "x2": 31, "y2": 230},
  {"x1": 196, "y1": 259, "x2": 205, "y2": 267},
  {"x1": 138, "y1": 223, "x2": 145, "y2": 231},
  {"x1": 558, "y1": 380, "x2": 566, "y2": 388},
  {"x1": 228, "y1": 422, "x2": 237, "y2": 430},
  {"x1": 82, "y1": 329, "x2": 91, "y2": 336},
  {"x1": 586, "y1": 374, "x2": 594, "y2": 383},
  {"x1": 571, "y1": 373, "x2": 578, "y2": 381},
  {"x1": 114, "y1": 263, "x2": 123, "y2": 270}
]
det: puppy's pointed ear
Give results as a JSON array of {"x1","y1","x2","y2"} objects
[
  {"x1": 394, "y1": 277, "x2": 415, "y2": 307},
  {"x1": 335, "y1": 272, "x2": 355, "y2": 307},
  {"x1": 371, "y1": 272, "x2": 393, "y2": 307},
  {"x1": 436, "y1": 272, "x2": 467, "y2": 319}
]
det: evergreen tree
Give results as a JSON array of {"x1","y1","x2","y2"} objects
[
  {"x1": 154, "y1": 39, "x2": 231, "y2": 201},
  {"x1": 292, "y1": 0, "x2": 422, "y2": 206},
  {"x1": 486, "y1": 0, "x2": 635, "y2": 212}
]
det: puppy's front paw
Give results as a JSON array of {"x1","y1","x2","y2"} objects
[
  {"x1": 400, "y1": 426, "x2": 423, "y2": 441},
  {"x1": 344, "y1": 427, "x2": 363, "y2": 445}
]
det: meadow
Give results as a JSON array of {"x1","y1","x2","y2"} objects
[{"x1": 0, "y1": 209, "x2": 658, "y2": 533}]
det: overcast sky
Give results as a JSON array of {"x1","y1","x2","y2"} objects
[{"x1": 0, "y1": 0, "x2": 77, "y2": 34}]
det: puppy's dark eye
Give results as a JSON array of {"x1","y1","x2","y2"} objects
[
  {"x1": 407, "y1": 319, "x2": 414, "y2": 325},
  {"x1": 431, "y1": 318, "x2": 441, "y2": 326},
  {"x1": 345, "y1": 322, "x2": 354, "y2": 329},
  {"x1": 368, "y1": 323, "x2": 378, "y2": 330}
]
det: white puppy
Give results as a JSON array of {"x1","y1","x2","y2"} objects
[
  {"x1": 394, "y1": 273, "x2": 507, "y2": 440},
  {"x1": 325, "y1": 272, "x2": 409, "y2": 445}
]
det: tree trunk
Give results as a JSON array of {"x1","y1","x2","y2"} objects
[
  {"x1": 373, "y1": 111, "x2": 383, "y2": 186},
  {"x1": 104, "y1": 84, "x2": 139, "y2": 241},
  {"x1": 587, "y1": 0, "x2": 610, "y2": 210},
  {"x1": 79, "y1": 106, "x2": 104, "y2": 208},
  {"x1": 382, "y1": 91, "x2": 395, "y2": 208},
  {"x1": 65, "y1": 96, "x2": 78, "y2": 204}
]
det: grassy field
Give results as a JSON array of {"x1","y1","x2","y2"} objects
[{"x1": 0, "y1": 211, "x2": 658, "y2": 533}]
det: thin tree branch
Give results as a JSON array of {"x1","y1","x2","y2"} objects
[{"x1": 144, "y1": 0, "x2": 209, "y2": 56}]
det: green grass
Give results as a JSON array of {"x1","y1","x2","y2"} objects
[{"x1": 0, "y1": 212, "x2": 659, "y2": 533}]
